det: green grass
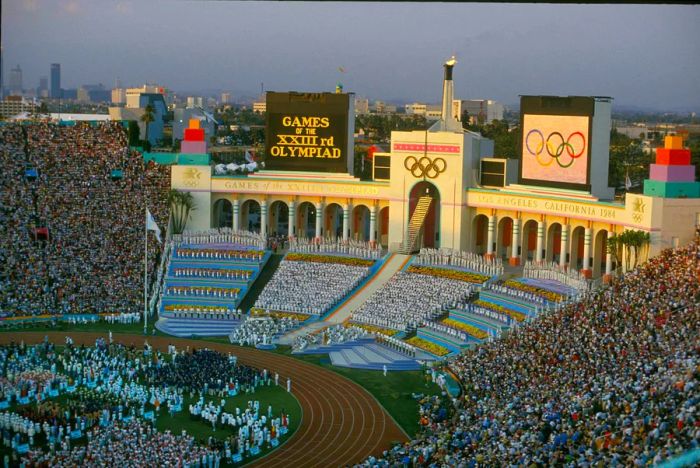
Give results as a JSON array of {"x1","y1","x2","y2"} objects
[
  {"x1": 269, "y1": 346, "x2": 440, "y2": 437},
  {"x1": 0, "y1": 384, "x2": 300, "y2": 467},
  {"x1": 154, "y1": 384, "x2": 301, "y2": 465}
]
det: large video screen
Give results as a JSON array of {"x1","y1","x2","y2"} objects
[
  {"x1": 519, "y1": 96, "x2": 594, "y2": 191},
  {"x1": 265, "y1": 92, "x2": 350, "y2": 173},
  {"x1": 521, "y1": 114, "x2": 590, "y2": 186}
]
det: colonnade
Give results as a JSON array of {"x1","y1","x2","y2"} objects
[
  {"x1": 212, "y1": 196, "x2": 387, "y2": 246},
  {"x1": 474, "y1": 213, "x2": 615, "y2": 279}
]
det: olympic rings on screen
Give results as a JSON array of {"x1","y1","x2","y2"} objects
[
  {"x1": 525, "y1": 129, "x2": 586, "y2": 168},
  {"x1": 404, "y1": 156, "x2": 447, "y2": 179}
]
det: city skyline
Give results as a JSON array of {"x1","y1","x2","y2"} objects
[{"x1": 2, "y1": 1, "x2": 700, "y2": 111}]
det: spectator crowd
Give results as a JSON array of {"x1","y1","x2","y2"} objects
[
  {"x1": 360, "y1": 241, "x2": 700, "y2": 466},
  {"x1": 0, "y1": 122, "x2": 171, "y2": 317}
]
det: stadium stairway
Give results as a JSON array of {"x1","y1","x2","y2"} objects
[
  {"x1": 275, "y1": 321, "x2": 329, "y2": 346},
  {"x1": 324, "y1": 254, "x2": 412, "y2": 324},
  {"x1": 400, "y1": 195, "x2": 433, "y2": 254},
  {"x1": 157, "y1": 244, "x2": 270, "y2": 337},
  {"x1": 291, "y1": 337, "x2": 429, "y2": 371},
  {"x1": 155, "y1": 316, "x2": 242, "y2": 337}
]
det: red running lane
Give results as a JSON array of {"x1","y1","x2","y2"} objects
[{"x1": 0, "y1": 332, "x2": 409, "y2": 467}]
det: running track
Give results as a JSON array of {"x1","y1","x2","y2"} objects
[{"x1": 0, "y1": 332, "x2": 409, "y2": 467}]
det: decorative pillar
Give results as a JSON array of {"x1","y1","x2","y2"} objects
[
  {"x1": 581, "y1": 227, "x2": 592, "y2": 278},
  {"x1": 559, "y1": 224, "x2": 569, "y2": 268},
  {"x1": 536, "y1": 220, "x2": 545, "y2": 263},
  {"x1": 315, "y1": 201, "x2": 323, "y2": 240},
  {"x1": 603, "y1": 250, "x2": 613, "y2": 283},
  {"x1": 232, "y1": 199, "x2": 240, "y2": 231},
  {"x1": 369, "y1": 205, "x2": 377, "y2": 246},
  {"x1": 342, "y1": 203, "x2": 350, "y2": 242},
  {"x1": 485, "y1": 215, "x2": 496, "y2": 260},
  {"x1": 260, "y1": 201, "x2": 268, "y2": 238},
  {"x1": 509, "y1": 218, "x2": 520, "y2": 266},
  {"x1": 288, "y1": 200, "x2": 296, "y2": 239}
]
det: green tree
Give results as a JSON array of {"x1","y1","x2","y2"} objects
[
  {"x1": 615, "y1": 229, "x2": 651, "y2": 271},
  {"x1": 629, "y1": 230, "x2": 650, "y2": 269},
  {"x1": 140, "y1": 104, "x2": 156, "y2": 148},
  {"x1": 168, "y1": 190, "x2": 197, "y2": 234},
  {"x1": 128, "y1": 120, "x2": 141, "y2": 147}
]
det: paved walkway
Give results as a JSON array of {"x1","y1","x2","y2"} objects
[{"x1": 325, "y1": 254, "x2": 411, "y2": 324}]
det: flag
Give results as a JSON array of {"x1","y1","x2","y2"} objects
[
  {"x1": 146, "y1": 208, "x2": 162, "y2": 243},
  {"x1": 625, "y1": 170, "x2": 632, "y2": 191}
]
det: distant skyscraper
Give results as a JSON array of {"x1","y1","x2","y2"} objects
[
  {"x1": 50, "y1": 63, "x2": 61, "y2": 98},
  {"x1": 39, "y1": 77, "x2": 48, "y2": 91},
  {"x1": 0, "y1": 46, "x2": 4, "y2": 99},
  {"x1": 9, "y1": 65, "x2": 22, "y2": 95},
  {"x1": 221, "y1": 92, "x2": 231, "y2": 104}
]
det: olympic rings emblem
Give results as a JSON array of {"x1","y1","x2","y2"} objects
[
  {"x1": 525, "y1": 130, "x2": 586, "y2": 168},
  {"x1": 404, "y1": 156, "x2": 447, "y2": 179}
]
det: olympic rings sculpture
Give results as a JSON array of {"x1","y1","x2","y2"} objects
[
  {"x1": 525, "y1": 130, "x2": 586, "y2": 168},
  {"x1": 404, "y1": 156, "x2": 447, "y2": 179}
]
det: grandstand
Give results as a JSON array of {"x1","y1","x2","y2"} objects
[
  {"x1": 155, "y1": 241, "x2": 270, "y2": 337},
  {"x1": 0, "y1": 122, "x2": 170, "y2": 318}
]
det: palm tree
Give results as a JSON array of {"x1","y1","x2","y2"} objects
[
  {"x1": 168, "y1": 190, "x2": 196, "y2": 234},
  {"x1": 630, "y1": 230, "x2": 651, "y2": 269},
  {"x1": 140, "y1": 104, "x2": 155, "y2": 148}
]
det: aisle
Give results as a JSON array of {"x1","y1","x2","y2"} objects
[{"x1": 324, "y1": 254, "x2": 411, "y2": 324}]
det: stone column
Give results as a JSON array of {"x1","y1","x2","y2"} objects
[
  {"x1": 582, "y1": 227, "x2": 592, "y2": 278},
  {"x1": 369, "y1": 205, "x2": 377, "y2": 246},
  {"x1": 536, "y1": 220, "x2": 545, "y2": 263},
  {"x1": 342, "y1": 204, "x2": 350, "y2": 242},
  {"x1": 288, "y1": 200, "x2": 295, "y2": 239},
  {"x1": 232, "y1": 198, "x2": 240, "y2": 231},
  {"x1": 315, "y1": 201, "x2": 323, "y2": 240},
  {"x1": 603, "y1": 249, "x2": 613, "y2": 283},
  {"x1": 559, "y1": 224, "x2": 569, "y2": 268},
  {"x1": 485, "y1": 215, "x2": 496, "y2": 259},
  {"x1": 509, "y1": 218, "x2": 520, "y2": 266},
  {"x1": 260, "y1": 201, "x2": 268, "y2": 238}
]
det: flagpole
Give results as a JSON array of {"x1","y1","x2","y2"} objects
[{"x1": 144, "y1": 206, "x2": 148, "y2": 335}]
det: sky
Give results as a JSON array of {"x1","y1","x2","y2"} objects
[{"x1": 3, "y1": 1, "x2": 700, "y2": 110}]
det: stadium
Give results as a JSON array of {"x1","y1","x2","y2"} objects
[{"x1": 0, "y1": 59, "x2": 698, "y2": 468}]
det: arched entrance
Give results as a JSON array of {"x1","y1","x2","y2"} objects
[
  {"x1": 352, "y1": 205, "x2": 371, "y2": 241},
  {"x1": 570, "y1": 226, "x2": 585, "y2": 270},
  {"x1": 496, "y1": 217, "x2": 513, "y2": 259},
  {"x1": 408, "y1": 181, "x2": 440, "y2": 249},
  {"x1": 325, "y1": 203, "x2": 344, "y2": 239},
  {"x1": 379, "y1": 207, "x2": 389, "y2": 248},
  {"x1": 546, "y1": 223, "x2": 562, "y2": 264},
  {"x1": 268, "y1": 201, "x2": 289, "y2": 237},
  {"x1": 472, "y1": 214, "x2": 489, "y2": 255},
  {"x1": 521, "y1": 220, "x2": 538, "y2": 262},
  {"x1": 212, "y1": 199, "x2": 233, "y2": 229},
  {"x1": 296, "y1": 202, "x2": 316, "y2": 238},
  {"x1": 241, "y1": 199, "x2": 261, "y2": 233},
  {"x1": 593, "y1": 229, "x2": 608, "y2": 278}
]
